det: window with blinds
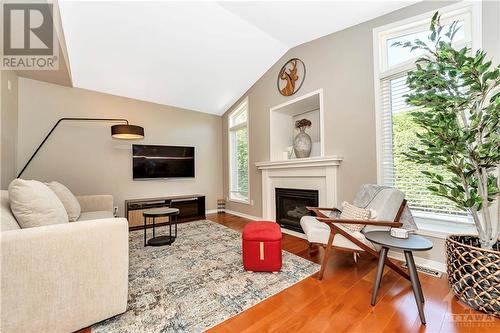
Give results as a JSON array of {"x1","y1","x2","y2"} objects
[
  {"x1": 379, "y1": 74, "x2": 466, "y2": 216},
  {"x1": 374, "y1": 3, "x2": 478, "y2": 219},
  {"x1": 228, "y1": 99, "x2": 249, "y2": 203}
]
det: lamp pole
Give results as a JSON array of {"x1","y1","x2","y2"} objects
[{"x1": 17, "y1": 118, "x2": 133, "y2": 178}]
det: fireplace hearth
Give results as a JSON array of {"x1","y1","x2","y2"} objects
[{"x1": 275, "y1": 188, "x2": 319, "y2": 233}]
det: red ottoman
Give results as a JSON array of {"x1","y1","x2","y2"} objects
[{"x1": 242, "y1": 221, "x2": 282, "y2": 272}]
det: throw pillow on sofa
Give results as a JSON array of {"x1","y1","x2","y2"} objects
[
  {"x1": 46, "y1": 181, "x2": 81, "y2": 221},
  {"x1": 8, "y1": 179, "x2": 68, "y2": 228}
]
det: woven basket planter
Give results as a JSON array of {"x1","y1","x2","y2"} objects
[{"x1": 446, "y1": 235, "x2": 500, "y2": 317}]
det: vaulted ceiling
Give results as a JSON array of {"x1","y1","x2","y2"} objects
[{"x1": 59, "y1": 1, "x2": 418, "y2": 115}]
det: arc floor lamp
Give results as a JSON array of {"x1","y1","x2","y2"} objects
[{"x1": 17, "y1": 118, "x2": 145, "y2": 178}]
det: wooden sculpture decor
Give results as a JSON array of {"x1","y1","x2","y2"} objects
[{"x1": 277, "y1": 58, "x2": 306, "y2": 96}]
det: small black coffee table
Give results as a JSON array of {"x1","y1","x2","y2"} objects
[
  {"x1": 364, "y1": 231, "x2": 433, "y2": 325},
  {"x1": 143, "y1": 207, "x2": 179, "y2": 247}
]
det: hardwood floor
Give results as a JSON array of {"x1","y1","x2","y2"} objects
[
  {"x1": 80, "y1": 213, "x2": 499, "y2": 332},
  {"x1": 206, "y1": 213, "x2": 499, "y2": 333}
]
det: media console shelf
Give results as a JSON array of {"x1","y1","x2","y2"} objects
[{"x1": 125, "y1": 194, "x2": 206, "y2": 230}]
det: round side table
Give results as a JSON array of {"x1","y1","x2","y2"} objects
[
  {"x1": 364, "y1": 230, "x2": 433, "y2": 325},
  {"x1": 143, "y1": 207, "x2": 180, "y2": 247}
]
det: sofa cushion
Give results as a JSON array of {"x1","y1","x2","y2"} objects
[
  {"x1": 77, "y1": 211, "x2": 114, "y2": 221},
  {"x1": 8, "y1": 179, "x2": 68, "y2": 229},
  {"x1": 46, "y1": 181, "x2": 81, "y2": 221},
  {"x1": 1, "y1": 191, "x2": 20, "y2": 231}
]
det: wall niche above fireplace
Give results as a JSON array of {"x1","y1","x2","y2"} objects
[
  {"x1": 275, "y1": 188, "x2": 318, "y2": 233},
  {"x1": 269, "y1": 89, "x2": 324, "y2": 161}
]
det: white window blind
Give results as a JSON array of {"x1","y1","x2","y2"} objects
[{"x1": 379, "y1": 74, "x2": 466, "y2": 216}]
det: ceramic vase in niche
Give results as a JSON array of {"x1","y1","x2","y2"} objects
[{"x1": 293, "y1": 124, "x2": 312, "y2": 158}]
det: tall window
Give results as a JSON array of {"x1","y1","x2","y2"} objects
[
  {"x1": 229, "y1": 99, "x2": 249, "y2": 203},
  {"x1": 374, "y1": 3, "x2": 480, "y2": 220}
]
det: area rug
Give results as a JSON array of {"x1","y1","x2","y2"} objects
[{"x1": 92, "y1": 220, "x2": 319, "y2": 332}]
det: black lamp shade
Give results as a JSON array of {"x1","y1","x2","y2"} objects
[{"x1": 111, "y1": 124, "x2": 144, "y2": 139}]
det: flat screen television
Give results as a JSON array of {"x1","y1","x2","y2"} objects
[{"x1": 133, "y1": 144, "x2": 195, "y2": 179}]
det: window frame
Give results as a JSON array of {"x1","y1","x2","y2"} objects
[
  {"x1": 372, "y1": 2, "x2": 482, "y2": 228},
  {"x1": 378, "y1": 10, "x2": 474, "y2": 76},
  {"x1": 228, "y1": 97, "x2": 250, "y2": 204}
]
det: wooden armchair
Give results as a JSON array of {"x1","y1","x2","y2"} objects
[{"x1": 301, "y1": 187, "x2": 411, "y2": 281}]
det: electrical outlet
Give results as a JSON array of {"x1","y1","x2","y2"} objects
[
  {"x1": 113, "y1": 206, "x2": 118, "y2": 217},
  {"x1": 7, "y1": 80, "x2": 11, "y2": 91},
  {"x1": 250, "y1": 200, "x2": 254, "y2": 206}
]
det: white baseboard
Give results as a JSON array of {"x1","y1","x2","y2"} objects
[
  {"x1": 388, "y1": 250, "x2": 447, "y2": 273},
  {"x1": 205, "y1": 209, "x2": 218, "y2": 215},
  {"x1": 224, "y1": 209, "x2": 262, "y2": 221}
]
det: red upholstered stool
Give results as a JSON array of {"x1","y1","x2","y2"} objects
[{"x1": 242, "y1": 221, "x2": 282, "y2": 272}]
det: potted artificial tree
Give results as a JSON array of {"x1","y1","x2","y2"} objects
[{"x1": 395, "y1": 13, "x2": 499, "y2": 316}]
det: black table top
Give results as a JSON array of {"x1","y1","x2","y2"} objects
[
  {"x1": 364, "y1": 231, "x2": 433, "y2": 251},
  {"x1": 143, "y1": 207, "x2": 180, "y2": 217}
]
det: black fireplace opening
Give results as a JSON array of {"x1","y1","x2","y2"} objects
[{"x1": 275, "y1": 188, "x2": 319, "y2": 233}]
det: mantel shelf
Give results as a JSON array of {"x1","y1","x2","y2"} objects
[{"x1": 255, "y1": 156, "x2": 343, "y2": 170}]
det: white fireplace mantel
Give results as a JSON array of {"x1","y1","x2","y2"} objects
[
  {"x1": 255, "y1": 156, "x2": 343, "y2": 234},
  {"x1": 256, "y1": 156, "x2": 342, "y2": 170}
]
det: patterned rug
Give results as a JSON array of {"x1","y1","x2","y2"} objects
[{"x1": 92, "y1": 220, "x2": 319, "y2": 332}]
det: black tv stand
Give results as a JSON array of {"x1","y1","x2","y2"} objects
[{"x1": 125, "y1": 194, "x2": 206, "y2": 230}]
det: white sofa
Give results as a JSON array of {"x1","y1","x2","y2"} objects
[{"x1": 1, "y1": 190, "x2": 129, "y2": 333}]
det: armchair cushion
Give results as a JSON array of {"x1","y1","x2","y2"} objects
[
  {"x1": 300, "y1": 216, "x2": 376, "y2": 251},
  {"x1": 353, "y1": 184, "x2": 417, "y2": 231},
  {"x1": 302, "y1": 184, "x2": 416, "y2": 255},
  {"x1": 361, "y1": 187, "x2": 404, "y2": 233}
]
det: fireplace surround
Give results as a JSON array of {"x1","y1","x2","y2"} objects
[
  {"x1": 256, "y1": 156, "x2": 343, "y2": 238},
  {"x1": 275, "y1": 188, "x2": 319, "y2": 232}
]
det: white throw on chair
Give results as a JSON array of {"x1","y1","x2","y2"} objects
[{"x1": 300, "y1": 184, "x2": 417, "y2": 280}]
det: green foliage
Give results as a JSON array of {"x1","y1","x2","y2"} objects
[
  {"x1": 394, "y1": 12, "x2": 499, "y2": 247},
  {"x1": 393, "y1": 112, "x2": 461, "y2": 214},
  {"x1": 236, "y1": 127, "x2": 248, "y2": 196}
]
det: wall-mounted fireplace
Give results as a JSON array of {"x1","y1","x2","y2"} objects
[{"x1": 275, "y1": 188, "x2": 319, "y2": 233}]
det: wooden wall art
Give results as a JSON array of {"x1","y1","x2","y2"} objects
[{"x1": 277, "y1": 58, "x2": 306, "y2": 96}]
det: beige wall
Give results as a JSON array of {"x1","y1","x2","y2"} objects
[
  {"x1": 17, "y1": 78, "x2": 223, "y2": 216},
  {"x1": 222, "y1": 1, "x2": 459, "y2": 218},
  {"x1": 1, "y1": 71, "x2": 19, "y2": 190}
]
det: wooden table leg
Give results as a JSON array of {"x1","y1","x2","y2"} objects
[
  {"x1": 371, "y1": 246, "x2": 388, "y2": 306},
  {"x1": 404, "y1": 250, "x2": 426, "y2": 324}
]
